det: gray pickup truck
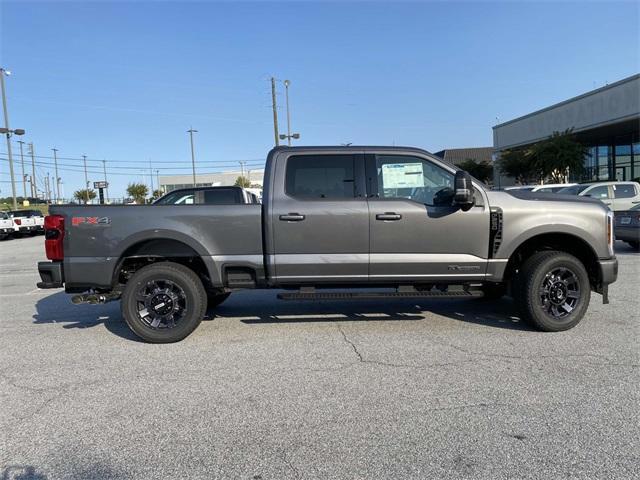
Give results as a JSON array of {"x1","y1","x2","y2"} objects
[{"x1": 37, "y1": 146, "x2": 618, "y2": 342}]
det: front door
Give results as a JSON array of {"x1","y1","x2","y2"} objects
[
  {"x1": 366, "y1": 153, "x2": 490, "y2": 282},
  {"x1": 270, "y1": 152, "x2": 369, "y2": 283}
]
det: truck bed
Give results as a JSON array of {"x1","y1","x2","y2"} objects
[{"x1": 50, "y1": 204, "x2": 263, "y2": 290}]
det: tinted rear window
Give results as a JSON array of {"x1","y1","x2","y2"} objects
[
  {"x1": 285, "y1": 155, "x2": 355, "y2": 199},
  {"x1": 613, "y1": 184, "x2": 637, "y2": 199},
  {"x1": 557, "y1": 185, "x2": 589, "y2": 195},
  {"x1": 202, "y1": 189, "x2": 241, "y2": 204}
]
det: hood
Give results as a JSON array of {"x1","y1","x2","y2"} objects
[{"x1": 505, "y1": 190, "x2": 605, "y2": 206}]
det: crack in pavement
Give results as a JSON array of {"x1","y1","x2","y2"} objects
[
  {"x1": 279, "y1": 449, "x2": 301, "y2": 480},
  {"x1": 335, "y1": 325, "x2": 635, "y2": 370}
]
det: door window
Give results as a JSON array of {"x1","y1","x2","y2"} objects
[
  {"x1": 613, "y1": 184, "x2": 637, "y2": 199},
  {"x1": 586, "y1": 186, "x2": 610, "y2": 199},
  {"x1": 285, "y1": 155, "x2": 356, "y2": 199},
  {"x1": 375, "y1": 155, "x2": 454, "y2": 206}
]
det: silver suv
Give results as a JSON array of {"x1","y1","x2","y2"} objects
[{"x1": 558, "y1": 181, "x2": 640, "y2": 211}]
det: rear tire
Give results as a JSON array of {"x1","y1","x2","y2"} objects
[
  {"x1": 627, "y1": 240, "x2": 639, "y2": 250},
  {"x1": 121, "y1": 262, "x2": 207, "y2": 343},
  {"x1": 518, "y1": 251, "x2": 590, "y2": 332}
]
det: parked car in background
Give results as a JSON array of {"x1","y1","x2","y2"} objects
[
  {"x1": 153, "y1": 186, "x2": 259, "y2": 205},
  {"x1": 0, "y1": 211, "x2": 14, "y2": 240},
  {"x1": 614, "y1": 203, "x2": 640, "y2": 250},
  {"x1": 8, "y1": 210, "x2": 39, "y2": 236},
  {"x1": 505, "y1": 183, "x2": 577, "y2": 193},
  {"x1": 557, "y1": 181, "x2": 640, "y2": 211}
]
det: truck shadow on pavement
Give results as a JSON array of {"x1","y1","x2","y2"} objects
[
  {"x1": 32, "y1": 291, "x2": 142, "y2": 341},
  {"x1": 215, "y1": 291, "x2": 533, "y2": 331},
  {"x1": 32, "y1": 289, "x2": 533, "y2": 342}
]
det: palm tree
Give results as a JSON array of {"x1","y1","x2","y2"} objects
[
  {"x1": 73, "y1": 189, "x2": 96, "y2": 204},
  {"x1": 126, "y1": 183, "x2": 149, "y2": 204}
]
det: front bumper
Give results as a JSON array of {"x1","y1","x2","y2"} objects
[
  {"x1": 37, "y1": 261, "x2": 64, "y2": 289},
  {"x1": 0, "y1": 227, "x2": 12, "y2": 235}
]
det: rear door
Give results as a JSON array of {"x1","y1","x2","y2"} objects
[
  {"x1": 269, "y1": 151, "x2": 369, "y2": 283},
  {"x1": 366, "y1": 152, "x2": 490, "y2": 282},
  {"x1": 611, "y1": 183, "x2": 640, "y2": 211}
]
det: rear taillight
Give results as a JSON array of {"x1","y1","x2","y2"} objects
[
  {"x1": 14, "y1": 218, "x2": 21, "y2": 225},
  {"x1": 44, "y1": 214, "x2": 64, "y2": 260}
]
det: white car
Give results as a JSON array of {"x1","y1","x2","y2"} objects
[
  {"x1": 557, "y1": 181, "x2": 640, "y2": 211},
  {"x1": 0, "y1": 211, "x2": 14, "y2": 240},
  {"x1": 505, "y1": 183, "x2": 577, "y2": 193},
  {"x1": 8, "y1": 210, "x2": 39, "y2": 236}
]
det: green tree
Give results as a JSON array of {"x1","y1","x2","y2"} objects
[
  {"x1": 73, "y1": 189, "x2": 97, "y2": 204},
  {"x1": 458, "y1": 159, "x2": 494, "y2": 184},
  {"x1": 126, "y1": 183, "x2": 149, "y2": 204},
  {"x1": 151, "y1": 189, "x2": 164, "y2": 200},
  {"x1": 234, "y1": 176, "x2": 251, "y2": 188},
  {"x1": 498, "y1": 148, "x2": 538, "y2": 185},
  {"x1": 529, "y1": 129, "x2": 587, "y2": 183}
]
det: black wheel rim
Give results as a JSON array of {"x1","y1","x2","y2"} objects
[
  {"x1": 539, "y1": 267, "x2": 581, "y2": 320},
  {"x1": 135, "y1": 279, "x2": 187, "y2": 329}
]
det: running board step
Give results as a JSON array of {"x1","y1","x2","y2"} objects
[{"x1": 277, "y1": 290, "x2": 483, "y2": 301}]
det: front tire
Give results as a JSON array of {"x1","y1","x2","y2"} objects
[
  {"x1": 518, "y1": 251, "x2": 590, "y2": 332},
  {"x1": 121, "y1": 262, "x2": 207, "y2": 343}
]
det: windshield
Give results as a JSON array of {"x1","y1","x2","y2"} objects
[{"x1": 557, "y1": 185, "x2": 589, "y2": 195}]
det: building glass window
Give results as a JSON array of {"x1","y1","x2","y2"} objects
[
  {"x1": 597, "y1": 146, "x2": 611, "y2": 181},
  {"x1": 614, "y1": 144, "x2": 632, "y2": 181}
]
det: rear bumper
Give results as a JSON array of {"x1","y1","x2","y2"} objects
[
  {"x1": 598, "y1": 257, "x2": 618, "y2": 285},
  {"x1": 37, "y1": 261, "x2": 64, "y2": 289},
  {"x1": 17, "y1": 226, "x2": 37, "y2": 233}
]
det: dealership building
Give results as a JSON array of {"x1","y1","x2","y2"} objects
[
  {"x1": 493, "y1": 74, "x2": 640, "y2": 187},
  {"x1": 158, "y1": 168, "x2": 264, "y2": 193}
]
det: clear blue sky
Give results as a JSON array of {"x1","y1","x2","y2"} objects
[{"x1": 1, "y1": 0, "x2": 638, "y2": 198}]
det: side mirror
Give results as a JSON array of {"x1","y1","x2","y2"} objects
[{"x1": 454, "y1": 170, "x2": 475, "y2": 210}]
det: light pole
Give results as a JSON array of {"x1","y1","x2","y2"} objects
[
  {"x1": 28, "y1": 143, "x2": 36, "y2": 198},
  {"x1": 279, "y1": 79, "x2": 300, "y2": 146},
  {"x1": 271, "y1": 77, "x2": 280, "y2": 146},
  {"x1": 52, "y1": 148, "x2": 60, "y2": 203},
  {"x1": 0, "y1": 67, "x2": 26, "y2": 210},
  {"x1": 17, "y1": 140, "x2": 26, "y2": 197},
  {"x1": 187, "y1": 127, "x2": 198, "y2": 187}
]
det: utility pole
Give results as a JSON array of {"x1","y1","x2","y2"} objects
[
  {"x1": 82, "y1": 155, "x2": 89, "y2": 203},
  {"x1": 44, "y1": 174, "x2": 50, "y2": 203},
  {"x1": 156, "y1": 169, "x2": 161, "y2": 194},
  {"x1": 52, "y1": 148, "x2": 60, "y2": 203},
  {"x1": 187, "y1": 127, "x2": 197, "y2": 187},
  {"x1": 284, "y1": 80, "x2": 292, "y2": 146},
  {"x1": 271, "y1": 77, "x2": 280, "y2": 146},
  {"x1": 239, "y1": 161, "x2": 246, "y2": 180},
  {"x1": 17, "y1": 140, "x2": 26, "y2": 198},
  {"x1": 0, "y1": 67, "x2": 18, "y2": 209},
  {"x1": 149, "y1": 159, "x2": 154, "y2": 192},
  {"x1": 28, "y1": 143, "x2": 36, "y2": 198},
  {"x1": 102, "y1": 159, "x2": 109, "y2": 202}
]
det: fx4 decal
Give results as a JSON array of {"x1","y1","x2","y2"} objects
[{"x1": 72, "y1": 216, "x2": 111, "y2": 226}]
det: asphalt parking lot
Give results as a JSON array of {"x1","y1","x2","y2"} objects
[{"x1": 1, "y1": 235, "x2": 638, "y2": 480}]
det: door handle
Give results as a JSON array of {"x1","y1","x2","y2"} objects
[
  {"x1": 632, "y1": 201, "x2": 640, "y2": 204},
  {"x1": 279, "y1": 213, "x2": 305, "y2": 222},
  {"x1": 376, "y1": 212, "x2": 402, "y2": 221}
]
